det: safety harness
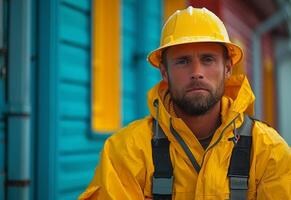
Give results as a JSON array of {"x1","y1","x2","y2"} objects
[{"x1": 151, "y1": 113, "x2": 253, "y2": 200}]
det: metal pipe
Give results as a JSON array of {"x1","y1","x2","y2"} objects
[
  {"x1": 252, "y1": 4, "x2": 291, "y2": 119},
  {"x1": 252, "y1": 34, "x2": 262, "y2": 118},
  {"x1": 7, "y1": 0, "x2": 31, "y2": 200}
]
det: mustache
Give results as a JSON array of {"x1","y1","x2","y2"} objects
[{"x1": 185, "y1": 81, "x2": 211, "y2": 91}]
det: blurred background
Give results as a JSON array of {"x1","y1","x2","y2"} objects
[{"x1": 0, "y1": 0, "x2": 291, "y2": 199}]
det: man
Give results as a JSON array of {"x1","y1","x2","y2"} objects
[{"x1": 80, "y1": 6, "x2": 291, "y2": 200}]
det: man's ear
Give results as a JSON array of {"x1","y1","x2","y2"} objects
[
  {"x1": 160, "y1": 63, "x2": 169, "y2": 83},
  {"x1": 225, "y1": 59, "x2": 232, "y2": 79}
]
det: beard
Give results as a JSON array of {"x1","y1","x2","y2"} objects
[{"x1": 169, "y1": 79, "x2": 224, "y2": 116}]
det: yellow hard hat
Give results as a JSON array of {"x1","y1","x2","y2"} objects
[{"x1": 147, "y1": 6, "x2": 243, "y2": 67}]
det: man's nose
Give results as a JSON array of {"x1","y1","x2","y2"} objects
[{"x1": 189, "y1": 59, "x2": 204, "y2": 80}]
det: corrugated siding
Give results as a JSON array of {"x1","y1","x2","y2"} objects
[
  {"x1": 122, "y1": 0, "x2": 162, "y2": 125},
  {"x1": 57, "y1": 1, "x2": 103, "y2": 199},
  {"x1": 221, "y1": 0, "x2": 260, "y2": 79},
  {"x1": 222, "y1": 0, "x2": 277, "y2": 125},
  {"x1": 45, "y1": 0, "x2": 163, "y2": 199},
  {"x1": 122, "y1": 0, "x2": 138, "y2": 125}
]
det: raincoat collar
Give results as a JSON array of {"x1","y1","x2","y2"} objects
[{"x1": 147, "y1": 74, "x2": 255, "y2": 132}]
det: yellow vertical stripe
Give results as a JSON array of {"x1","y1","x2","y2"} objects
[
  {"x1": 92, "y1": 0, "x2": 121, "y2": 133},
  {"x1": 164, "y1": 0, "x2": 187, "y2": 21},
  {"x1": 263, "y1": 57, "x2": 275, "y2": 127}
]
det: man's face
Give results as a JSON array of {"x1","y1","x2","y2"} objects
[{"x1": 160, "y1": 42, "x2": 232, "y2": 116}]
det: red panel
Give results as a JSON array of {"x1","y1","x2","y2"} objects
[
  {"x1": 220, "y1": 0, "x2": 277, "y2": 127},
  {"x1": 221, "y1": 0, "x2": 261, "y2": 82},
  {"x1": 188, "y1": 0, "x2": 221, "y2": 17}
]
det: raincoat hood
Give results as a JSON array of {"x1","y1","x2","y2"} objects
[{"x1": 147, "y1": 74, "x2": 255, "y2": 123}]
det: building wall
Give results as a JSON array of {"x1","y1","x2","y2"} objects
[
  {"x1": 57, "y1": 1, "x2": 98, "y2": 199},
  {"x1": 122, "y1": 0, "x2": 162, "y2": 125},
  {"x1": 36, "y1": 1, "x2": 100, "y2": 200},
  {"x1": 277, "y1": 56, "x2": 291, "y2": 145},
  {"x1": 0, "y1": 0, "x2": 6, "y2": 197},
  {"x1": 0, "y1": 0, "x2": 163, "y2": 199},
  {"x1": 221, "y1": 0, "x2": 259, "y2": 79},
  {"x1": 277, "y1": 39, "x2": 291, "y2": 145},
  {"x1": 35, "y1": 0, "x2": 163, "y2": 199},
  {"x1": 0, "y1": 0, "x2": 8, "y2": 198},
  {"x1": 221, "y1": 0, "x2": 277, "y2": 127},
  {"x1": 0, "y1": 114, "x2": 4, "y2": 199}
]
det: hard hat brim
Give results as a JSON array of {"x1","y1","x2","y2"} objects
[{"x1": 147, "y1": 40, "x2": 244, "y2": 68}]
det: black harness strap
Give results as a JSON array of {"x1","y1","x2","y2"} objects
[
  {"x1": 151, "y1": 115, "x2": 254, "y2": 200},
  {"x1": 152, "y1": 120, "x2": 173, "y2": 200},
  {"x1": 228, "y1": 115, "x2": 253, "y2": 200}
]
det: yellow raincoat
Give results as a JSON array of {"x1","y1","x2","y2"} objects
[{"x1": 79, "y1": 75, "x2": 291, "y2": 200}]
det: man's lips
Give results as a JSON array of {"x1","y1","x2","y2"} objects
[{"x1": 186, "y1": 87, "x2": 208, "y2": 93}]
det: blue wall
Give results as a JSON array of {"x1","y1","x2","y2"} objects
[
  {"x1": 37, "y1": 1, "x2": 100, "y2": 199},
  {"x1": 122, "y1": 0, "x2": 162, "y2": 125},
  {"x1": 1, "y1": 0, "x2": 163, "y2": 199},
  {"x1": 36, "y1": 0, "x2": 163, "y2": 199},
  {"x1": 57, "y1": 1, "x2": 99, "y2": 200}
]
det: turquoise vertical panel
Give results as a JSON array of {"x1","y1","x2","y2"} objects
[
  {"x1": 38, "y1": 0, "x2": 106, "y2": 199},
  {"x1": 122, "y1": 0, "x2": 163, "y2": 125},
  {"x1": 135, "y1": 0, "x2": 162, "y2": 118},
  {"x1": 36, "y1": 0, "x2": 162, "y2": 199},
  {"x1": 58, "y1": 0, "x2": 102, "y2": 199},
  {"x1": 122, "y1": 0, "x2": 138, "y2": 125},
  {"x1": 37, "y1": 0, "x2": 59, "y2": 199}
]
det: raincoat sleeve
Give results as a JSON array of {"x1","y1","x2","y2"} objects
[
  {"x1": 78, "y1": 128, "x2": 151, "y2": 200},
  {"x1": 255, "y1": 123, "x2": 291, "y2": 200}
]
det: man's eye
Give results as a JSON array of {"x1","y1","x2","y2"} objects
[
  {"x1": 175, "y1": 59, "x2": 189, "y2": 65},
  {"x1": 201, "y1": 56, "x2": 215, "y2": 64}
]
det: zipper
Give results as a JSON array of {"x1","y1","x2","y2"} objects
[{"x1": 200, "y1": 114, "x2": 240, "y2": 168}]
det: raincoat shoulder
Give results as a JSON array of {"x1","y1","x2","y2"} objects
[
  {"x1": 250, "y1": 119, "x2": 291, "y2": 199},
  {"x1": 78, "y1": 117, "x2": 155, "y2": 200}
]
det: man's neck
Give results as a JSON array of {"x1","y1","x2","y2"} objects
[{"x1": 173, "y1": 102, "x2": 222, "y2": 140}]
